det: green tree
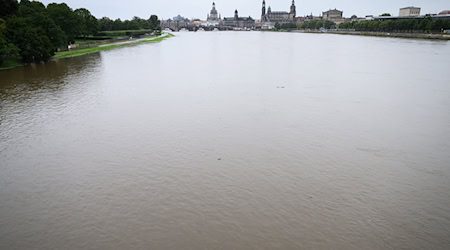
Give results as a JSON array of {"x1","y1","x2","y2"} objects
[
  {"x1": 381, "y1": 13, "x2": 391, "y2": 16},
  {"x1": 98, "y1": 17, "x2": 113, "y2": 31},
  {"x1": 0, "y1": 0, "x2": 18, "y2": 18},
  {"x1": 274, "y1": 22, "x2": 281, "y2": 29},
  {"x1": 17, "y1": 0, "x2": 66, "y2": 48},
  {"x1": 112, "y1": 18, "x2": 124, "y2": 30},
  {"x1": 5, "y1": 17, "x2": 54, "y2": 63},
  {"x1": 148, "y1": 15, "x2": 161, "y2": 31},
  {"x1": 0, "y1": 34, "x2": 19, "y2": 65},
  {"x1": 75, "y1": 8, "x2": 98, "y2": 37},
  {"x1": 47, "y1": 3, "x2": 81, "y2": 43},
  {"x1": 0, "y1": 19, "x2": 19, "y2": 66}
]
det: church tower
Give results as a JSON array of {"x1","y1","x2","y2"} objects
[
  {"x1": 261, "y1": 0, "x2": 266, "y2": 21},
  {"x1": 234, "y1": 9, "x2": 239, "y2": 20},
  {"x1": 208, "y1": 2, "x2": 219, "y2": 21},
  {"x1": 290, "y1": 0, "x2": 296, "y2": 18}
]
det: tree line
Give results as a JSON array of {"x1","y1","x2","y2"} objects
[
  {"x1": 274, "y1": 22, "x2": 298, "y2": 30},
  {"x1": 99, "y1": 16, "x2": 160, "y2": 32},
  {"x1": 339, "y1": 18, "x2": 450, "y2": 32},
  {"x1": 294, "y1": 17, "x2": 450, "y2": 33},
  {"x1": 0, "y1": 0, "x2": 161, "y2": 67},
  {"x1": 298, "y1": 20, "x2": 336, "y2": 30}
]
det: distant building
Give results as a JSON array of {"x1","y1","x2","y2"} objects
[
  {"x1": 207, "y1": 2, "x2": 220, "y2": 21},
  {"x1": 173, "y1": 15, "x2": 186, "y2": 21},
  {"x1": 162, "y1": 16, "x2": 190, "y2": 31},
  {"x1": 349, "y1": 15, "x2": 364, "y2": 22},
  {"x1": 261, "y1": 0, "x2": 296, "y2": 24},
  {"x1": 322, "y1": 9, "x2": 343, "y2": 22},
  {"x1": 399, "y1": 7, "x2": 421, "y2": 17},
  {"x1": 192, "y1": 19, "x2": 202, "y2": 26},
  {"x1": 222, "y1": 10, "x2": 255, "y2": 29},
  {"x1": 304, "y1": 13, "x2": 322, "y2": 21},
  {"x1": 439, "y1": 10, "x2": 450, "y2": 15}
]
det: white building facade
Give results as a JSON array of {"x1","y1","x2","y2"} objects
[{"x1": 399, "y1": 7, "x2": 421, "y2": 17}]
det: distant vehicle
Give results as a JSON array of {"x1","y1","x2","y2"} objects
[
  {"x1": 179, "y1": 28, "x2": 189, "y2": 32},
  {"x1": 197, "y1": 28, "x2": 205, "y2": 32},
  {"x1": 213, "y1": 28, "x2": 219, "y2": 31},
  {"x1": 319, "y1": 27, "x2": 328, "y2": 33}
]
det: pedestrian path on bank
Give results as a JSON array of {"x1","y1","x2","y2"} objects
[
  {"x1": 98, "y1": 33, "x2": 170, "y2": 48},
  {"x1": 54, "y1": 33, "x2": 173, "y2": 59}
]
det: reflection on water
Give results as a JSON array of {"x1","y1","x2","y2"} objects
[
  {"x1": 0, "y1": 54, "x2": 102, "y2": 146},
  {"x1": 0, "y1": 32, "x2": 450, "y2": 250}
]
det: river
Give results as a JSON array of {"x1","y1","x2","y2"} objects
[{"x1": 1, "y1": 32, "x2": 449, "y2": 249}]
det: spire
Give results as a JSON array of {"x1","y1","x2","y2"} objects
[
  {"x1": 262, "y1": 0, "x2": 266, "y2": 18},
  {"x1": 290, "y1": 0, "x2": 296, "y2": 17}
]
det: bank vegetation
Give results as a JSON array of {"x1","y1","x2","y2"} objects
[
  {"x1": 271, "y1": 17, "x2": 450, "y2": 34},
  {"x1": 0, "y1": 0, "x2": 162, "y2": 70}
]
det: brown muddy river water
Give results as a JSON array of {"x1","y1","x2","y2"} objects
[{"x1": 1, "y1": 32, "x2": 449, "y2": 249}]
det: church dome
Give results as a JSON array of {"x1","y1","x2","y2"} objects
[{"x1": 210, "y1": 2, "x2": 218, "y2": 15}]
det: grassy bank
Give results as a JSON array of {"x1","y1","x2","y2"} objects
[
  {"x1": 54, "y1": 33, "x2": 173, "y2": 59},
  {"x1": 0, "y1": 34, "x2": 173, "y2": 71},
  {"x1": 0, "y1": 59, "x2": 23, "y2": 71}
]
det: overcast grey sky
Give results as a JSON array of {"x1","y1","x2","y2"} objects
[{"x1": 39, "y1": 0, "x2": 448, "y2": 20}]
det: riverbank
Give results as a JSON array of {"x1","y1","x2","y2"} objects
[
  {"x1": 0, "y1": 33, "x2": 174, "y2": 71},
  {"x1": 0, "y1": 59, "x2": 22, "y2": 71},
  {"x1": 296, "y1": 30, "x2": 450, "y2": 40},
  {"x1": 55, "y1": 33, "x2": 174, "y2": 59}
]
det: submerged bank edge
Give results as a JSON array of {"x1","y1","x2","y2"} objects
[
  {"x1": 0, "y1": 33, "x2": 175, "y2": 71},
  {"x1": 53, "y1": 33, "x2": 175, "y2": 59}
]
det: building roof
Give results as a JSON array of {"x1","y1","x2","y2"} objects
[
  {"x1": 439, "y1": 10, "x2": 450, "y2": 15},
  {"x1": 270, "y1": 11, "x2": 289, "y2": 14},
  {"x1": 323, "y1": 9, "x2": 343, "y2": 13},
  {"x1": 223, "y1": 17, "x2": 254, "y2": 21},
  {"x1": 400, "y1": 6, "x2": 420, "y2": 9}
]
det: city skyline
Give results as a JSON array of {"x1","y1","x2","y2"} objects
[{"x1": 38, "y1": 0, "x2": 449, "y2": 20}]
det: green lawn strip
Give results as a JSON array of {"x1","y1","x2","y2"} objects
[
  {"x1": 0, "y1": 59, "x2": 23, "y2": 71},
  {"x1": 1, "y1": 34, "x2": 173, "y2": 70},
  {"x1": 100, "y1": 29, "x2": 154, "y2": 34},
  {"x1": 77, "y1": 35, "x2": 157, "y2": 47},
  {"x1": 74, "y1": 40, "x2": 93, "y2": 44},
  {"x1": 54, "y1": 34, "x2": 173, "y2": 59}
]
